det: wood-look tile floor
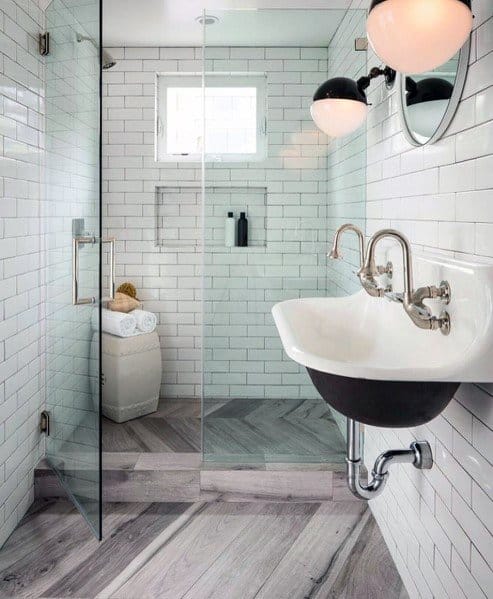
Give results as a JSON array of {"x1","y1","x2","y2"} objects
[
  {"x1": 102, "y1": 398, "x2": 346, "y2": 463},
  {"x1": 102, "y1": 400, "x2": 201, "y2": 453},
  {"x1": 0, "y1": 498, "x2": 409, "y2": 599}
]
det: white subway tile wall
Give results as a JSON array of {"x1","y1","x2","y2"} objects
[
  {"x1": 44, "y1": 0, "x2": 101, "y2": 521},
  {"x1": 0, "y1": 0, "x2": 45, "y2": 546},
  {"x1": 2, "y1": 2, "x2": 492, "y2": 593},
  {"x1": 102, "y1": 46, "x2": 331, "y2": 400},
  {"x1": 326, "y1": 9, "x2": 367, "y2": 297},
  {"x1": 351, "y1": 0, "x2": 493, "y2": 596},
  {"x1": 325, "y1": 8, "x2": 368, "y2": 437}
]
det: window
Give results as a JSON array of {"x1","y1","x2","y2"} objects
[{"x1": 156, "y1": 73, "x2": 267, "y2": 162}]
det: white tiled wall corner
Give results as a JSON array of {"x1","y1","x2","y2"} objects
[
  {"x1": 326, "y1": 9, "x2": 367, "y2": 298},
  {"x1": 102, "y1": 46, "x2": 330, "y2": 401},
  {"x1": 360, "y1": 1, "x2": 493, "y2": 596},
  {"x1": 0, "y1": 0, "x2": 46, "y2": 547},
  {"x1": 324, "y1": 8, "x2": 368, "y2": 436}
]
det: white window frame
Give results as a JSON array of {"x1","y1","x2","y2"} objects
[{"x1": 155, "y1": 72, "x2": 267, "y2": 163}]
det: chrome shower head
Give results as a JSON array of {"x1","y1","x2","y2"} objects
[
  {"x1": 102, "y1": 49, "x2": 116, "y2": 70},
  {"x1": 76, "y1": 33, "x2": 117, "y2": 70}
]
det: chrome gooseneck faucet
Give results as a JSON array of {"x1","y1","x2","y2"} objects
[
  {"x1": 328, "y1": 224, "x2": 392, "y2": 288},
  {"x1": 360, "y1": 228, "x2": 450, "y2": 334},
  {"x1": 358, "y1": 228, "x2": 412, "y2": 300},
  {"x1": 328, "y1": 223, "x2": 365, "y2": 266},
  {"x1": 327, "y1": 225, "x2": 449, "y2": 500},
  {"x1": 329, "y1": 224, "x2": 451, "y2": 335}
]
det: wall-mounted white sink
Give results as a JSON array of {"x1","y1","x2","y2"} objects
[{"x1": 272, "y1": 252, "x2": 493, "y2": 427}]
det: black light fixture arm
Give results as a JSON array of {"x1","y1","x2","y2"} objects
[
  {"x1": 405, "y1": 76, "x2": 418, "y2": 95},
  {"x1": 357, "y1": 66, "x2": 396, "y2": 94}
]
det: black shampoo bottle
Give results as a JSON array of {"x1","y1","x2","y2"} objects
[{"x1": 237, "y1": 212, "x2": 248, "y2": 246}]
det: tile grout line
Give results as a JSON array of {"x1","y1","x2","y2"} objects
[
  {"x1": 95, "y1": 501, "x2": 208, "y2": 599},
  {"x1": 308, "y1": 507, "x2": 371, "y2": 598}
]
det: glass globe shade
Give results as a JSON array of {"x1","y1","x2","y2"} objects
[
  {"x1": 310, "y1": 99, "x2": 368, "y2": 138},
  {"x1": 367, "y1": 0, "x2": 473, "y2": 73}
]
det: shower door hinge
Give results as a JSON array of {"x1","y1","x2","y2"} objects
[
  {"x1": 259, "y1": 116, "x2": 267, "y2": 136},
  {"x1": 101, "y1": 372, "x2": 106, "y2": 386},
  {"x1": 40, "y1": 410, "x2": 50, "y2": 435},
  {"x1": 354, "y1": 37, "x2": 368, "y2": 52},
  {"x1": 39, "y1": 32, "x2": 50, "y2": 56}
]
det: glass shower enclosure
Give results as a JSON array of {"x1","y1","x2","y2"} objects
[
  {"x1": 201, "y1": 8, "x2": 367, "y2": 464},
  {"x1": 44, "y1": 0, "x2": 102, "y2": 537},
  {"x1": 41, "y1": 3, "x2": 367, "y2": 534}
]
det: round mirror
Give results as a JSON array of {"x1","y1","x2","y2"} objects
[{"x1": 398, "y1": 36, "x2": 470, "y2": 146}]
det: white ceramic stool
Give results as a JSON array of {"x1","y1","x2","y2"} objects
[{"x1": 99, "y1": 331, "x2": 162, "y2": 423}]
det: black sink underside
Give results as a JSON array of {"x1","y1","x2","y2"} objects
[{"x1": 306, "y1": 367, "x2": 460, "y2": 428}]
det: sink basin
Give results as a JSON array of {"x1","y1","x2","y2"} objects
[{"x1": 272, "y1": 252, "x2": 493, "y2": 427}]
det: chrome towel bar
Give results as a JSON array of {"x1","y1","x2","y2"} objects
[{"x1": 72, "y1": 236, "x2": 115, "y2": 305}]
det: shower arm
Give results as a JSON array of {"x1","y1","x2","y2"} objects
[
  {"x1": 76, "y1": 33, "x2": 97, "y2": 49},
  {"x1": 76, "y1": 33, "x2": 116, "y2": 69}
]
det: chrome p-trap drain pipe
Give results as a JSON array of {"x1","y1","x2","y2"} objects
[{"x1": 346, "y1": 419, "x2": 433, "y2": 500}]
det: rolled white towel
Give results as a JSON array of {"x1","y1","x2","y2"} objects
[
  {"x1": 97, "y1": 308, "x2": 137, "y2": 337},
  {"x1": 132, "y1": 309, "x2": 157, "y2": 333}
]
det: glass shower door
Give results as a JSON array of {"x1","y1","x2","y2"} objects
[
  {"x1": 44, "y1": 0, "x2": 102, "y2": 537},
  {"x1": 201, "y1": 9, "x2": 357, "y2": 464}
]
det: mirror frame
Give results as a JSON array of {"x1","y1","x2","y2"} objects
[{"x1": 398, "y1": 35, "x2": 471, "y2": 147}]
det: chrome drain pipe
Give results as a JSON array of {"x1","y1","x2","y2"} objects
[{"x1": 346, "y1": 419, "x2": 433, "y2": 500}]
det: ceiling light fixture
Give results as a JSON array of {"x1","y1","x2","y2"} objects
[
  {"x1": 195, "y1": 15, "x2": 219, "y2": 26},
  {"x1": 366, "y1": 0, "x2": 473, "y2": 74},
  {"x1": 310, "y1": 66, "x2": 395, "y2": 138}
]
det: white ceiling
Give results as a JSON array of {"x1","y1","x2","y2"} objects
[{"x1": 103, "y1": 0, "x2": 353, "y2": 47}]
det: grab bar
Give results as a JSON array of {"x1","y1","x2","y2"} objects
[{"x1": 72, "y1": 236, "x2": 115, "y2": 305}]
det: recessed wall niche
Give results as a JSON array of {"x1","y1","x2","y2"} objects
[{"x1": 155, "y1": 185, "x2": 267, "y2": 249}]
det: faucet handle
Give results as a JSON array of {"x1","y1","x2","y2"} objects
[
  {"x1": 357, "y1": 267, "x2": 389, "y2": 298},
  {"x1": 438, "y1": 310, "x2": 451, "y2": 336},
  {"x1": 376, "y1": 261, "x2": 393, "y2": 278},
  {"x1": 429, "y1": 280, "x2": 451, "y2": 304},
  {"x1": 414, "y1": 281, "x2": 451, "y2": 305}
]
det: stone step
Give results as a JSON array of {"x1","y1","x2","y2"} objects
[{"x1": 35, "y1": 454, "x2": 359, "y2": 503}]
